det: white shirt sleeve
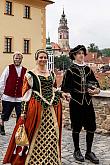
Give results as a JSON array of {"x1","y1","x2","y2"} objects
[{"x1": 0, "y1": 66, "x2": 9, "y2": 95}]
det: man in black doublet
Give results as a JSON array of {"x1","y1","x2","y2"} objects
[
  {"x1": 62, "y1": 63, "x2": 99, "y2": 131},
  {"x1": 61, "y1": 45, "x2": 100, "y2": 164}
]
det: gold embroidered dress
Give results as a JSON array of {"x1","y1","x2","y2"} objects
[{"x1": 3, "y1": 71, "x2": 62, "y2": 165}]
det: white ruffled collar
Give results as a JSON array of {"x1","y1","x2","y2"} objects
[{"x1": 73, "y1": 61, "x2": 86, "y2": 66}]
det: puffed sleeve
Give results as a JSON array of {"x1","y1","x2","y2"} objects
[
  {"x1": 21, "y1": 72, "x2": 33, "y2": 115},
  {"x1": 61, "y1": 69, "x2": 73, "y2": 93},
  {"x1": 52, "y1": 72, "x2": 57, "y2": 88},
  {"x1": 89, "y1": 69, "x2": 100, "y2": 88}
]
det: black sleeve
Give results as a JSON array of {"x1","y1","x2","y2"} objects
[
  {"x1": 89, "y1": 69, "x2": 100, "y2": 88},
  {"x1": 61, "y1": 69, "x2": 73, "y2": 93}
]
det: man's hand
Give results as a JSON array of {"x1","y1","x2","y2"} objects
[
  {"x1": 62, "y1": 92, "x2": 71, "y2": 102},
  {"x1": 21, "y1": 114, "x2": 26, "y2": 120},
  {"x1": 88, "y1": 87, "x2": 100, "y2": 95}
]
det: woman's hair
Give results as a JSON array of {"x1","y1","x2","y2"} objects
[
  {"x1": 35, "y1": 49, "x2": 48, "y2": 60},
  {"x1": 69, "y1": 45, "x2": 87, "y2": 60}
]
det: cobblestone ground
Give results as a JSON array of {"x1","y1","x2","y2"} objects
[{"x1": 0, "y1": 118, "x2": 110, "y2": 165}]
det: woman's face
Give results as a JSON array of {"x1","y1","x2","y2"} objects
[
  {"x1": 36, "y1": 52, "x2": 48, "y2": 66},
  {"x1": 74, "y1": 50, "x2": 84, "y2": 63}
]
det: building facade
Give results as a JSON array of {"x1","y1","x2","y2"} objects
[
  {"x1": 46, "y1": 36, "x2": 54, "y2": 71},
  {"x1": 0, "y1": 0, "x2": 53, "y2": 74}
]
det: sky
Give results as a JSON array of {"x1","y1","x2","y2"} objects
[{"x1": 46, "y1": 0, "x2": 110, "y2": 49}]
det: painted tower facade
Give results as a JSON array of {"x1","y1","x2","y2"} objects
[{"x1": 58, "y1": 9, "x2": 70, "y2": 51}]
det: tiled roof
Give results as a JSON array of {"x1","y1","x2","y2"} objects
[
  {"x1": 42, "y1": 0, "x2": 54, "y2": 4},
  {"x1": 101, "y1": 56, "x2": 110, "y2": 64},
  {"x1": 84, "y1": 53, "x2": 110, "y2": 64},
  {"x1": 51, "y1": 42, "x2": 61, "y2": 50}
]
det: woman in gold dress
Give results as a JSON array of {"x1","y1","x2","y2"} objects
[{"x1": 3, "y1": 49, "x2": 67, "y2": 165}]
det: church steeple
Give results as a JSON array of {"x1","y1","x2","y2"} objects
[
  {"x1": 59, "y1": 8, "x2": 67, "y2": 27},
  {"x1": 63, "y1": 8, "x2": 64, "y2": 15},
  {"x1": 58, "y1": 8, "x2": 69, "y2": 51},
  {"x1": 62, "y1": 8, "x2": 65, "y2": 18}
]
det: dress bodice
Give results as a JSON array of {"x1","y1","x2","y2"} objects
[
  {"x1": 38, "y1": 75, "x2": 53, "y2": 102},
  {"x1": 28, "y1": 71, "x2": 61, "y2": 109}
]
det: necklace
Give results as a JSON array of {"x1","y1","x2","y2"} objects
[{"x1": 37, "y1": 68, "x2": 47, "y2": 73}]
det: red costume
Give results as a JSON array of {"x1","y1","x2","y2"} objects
[{"x1": 4, "y1": 64, "x2": 27, "y2": 97}]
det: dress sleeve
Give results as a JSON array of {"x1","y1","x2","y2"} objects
[
  {"x1": 53, "y1": 75, "x2": 57, "y2": 88},
  {"x1": 21, "y1": 73, "x2": 33, "y2": 115},
  {"x1": 51, "y1": 72, "x2": 63, "y2": 98},
  {"x1": 61, "y1": 69, "x2": 73, "y2": 93},
  {"x1": 22, "y1": 75, "x2": 31, "y2": 97}
]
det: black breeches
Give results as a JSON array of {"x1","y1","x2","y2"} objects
[
  {"x1": 69, "y1": 100, "x2": 96, "y2": 132},
  {"x1": 1, "y1": 101, "x2": 21, "y2": 121}
]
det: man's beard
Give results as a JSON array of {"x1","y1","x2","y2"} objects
[{"x1": 14, "y1": 61, "x2": 21, "y2": 66}]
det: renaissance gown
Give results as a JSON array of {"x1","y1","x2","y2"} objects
[{"x1": 3, "y1": 71, "x2": 62, "y2": 165}]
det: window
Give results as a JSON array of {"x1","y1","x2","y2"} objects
[
  {"x1": 49, "y1": 56, "x2": 51, "y2": 62},
  {"x1": 24, "y1": 39, "x2": 30, "y2": 54},
  {"x1": 60, "y1": 34, "x2": 62, "y2": 39},
  {"x1": 4, "y1": 37, "x2": 12, "y2": 53},
  {"x1": 24, "y1": 6, "x2": 30, "y2": 19},
  {"x1": 5, "y1": 1, "x2": 12, "y2": 15}
]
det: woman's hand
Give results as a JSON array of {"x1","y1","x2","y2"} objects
[
  {"x1": 21, "y1": 114, "x2": 26, "y2": 120},
  {"x1": 62, "y1": 92, "x2": 71, "y2": 102},
  {"x1": 88, "y1": 87, "x2": 100, "y2": 95}
]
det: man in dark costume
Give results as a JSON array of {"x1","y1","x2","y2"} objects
[{"x1": 61, "y1": 45, "x2": 100, "y2": 164}]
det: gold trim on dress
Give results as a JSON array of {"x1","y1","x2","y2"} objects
[
  {"x1": 25, "y1": 110, "x2": 43, "y2": 165},
  {"x1": 25, "y1": 106, "x2": 62, "y2": 165}
]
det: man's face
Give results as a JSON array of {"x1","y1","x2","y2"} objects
[
  {"x1": 13, "y1": 54, "x2": 23, "y2": 66},
  {"x1": 75, "y1": 50, "x2": 84, "y2": 63}
]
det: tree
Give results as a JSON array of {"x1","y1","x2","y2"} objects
[
  {"x1": 54, "y1": 55, "x2": 72, "y2": 70},
  {"x1": 88, "y1": 43, "x2": 99, "y2": 53},
  {"x1": 101, "y1": 48, "x2": 110, "y2": 57}
]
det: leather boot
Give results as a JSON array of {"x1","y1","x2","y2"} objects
[
  {"x1": 74, "y1": 149, "x2": 84, "y2": 162},
  {"x1": 85, "y1": 152, "x2": 99, "y2": 164}
]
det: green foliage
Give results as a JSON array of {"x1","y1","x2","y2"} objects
[
  {"x1": 88, "y1": 43, "x2": 110, "y2": 57},
  {"x1": 54, "y1": 55, "x2": 72, "y2": 70},
  {"x1": 101, "y1": 48, "x2": 110, "y2": 57},
  {"x1": 100, "y1": 76, "x2": 110, "y2": 90},
  {"x1": 88, "y1": 43, "x2": 99, "y2": 52}
]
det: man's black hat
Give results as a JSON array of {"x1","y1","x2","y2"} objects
[{"x1": 69, "y1": 45, "x2": 87, "y2": 60}]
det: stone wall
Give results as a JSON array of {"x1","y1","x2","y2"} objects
[
  {"x1": 93, "y1": 97, "x2": 110, "y2": 134},
  {"x1": 62, "y1": 90, "x2": 110, "y2": 135}
]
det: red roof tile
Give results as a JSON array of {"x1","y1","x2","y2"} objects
[
  {"x1": 84, "y1": 53, "x2": 110, "y2": 64},
  {"x1": 51, "y1": 42, "x2": 61, "y2": 50}
]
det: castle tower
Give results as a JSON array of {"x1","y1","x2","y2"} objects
[{"x1": 58, "y1": 9, "x2": 69, "y2": 51}]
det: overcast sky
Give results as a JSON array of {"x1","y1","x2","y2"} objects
[{"x1": 46, "y1": 0, "x2": 110, "y2": 49}]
